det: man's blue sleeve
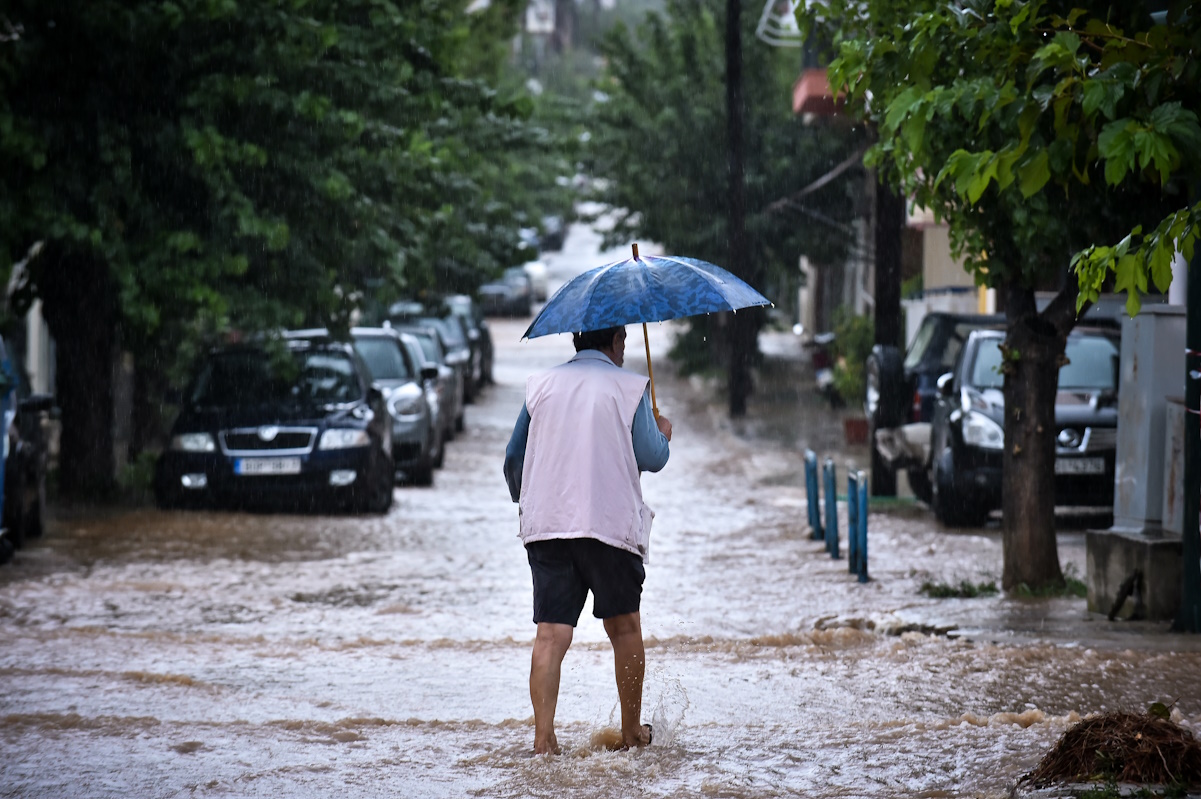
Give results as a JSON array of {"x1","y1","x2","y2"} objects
[
  {"x1": 632, "y1": 388, "x2": 669, "y2": 472},
  {"x1": 503, "y1": 403, "x2": 530, "y2": 502}
]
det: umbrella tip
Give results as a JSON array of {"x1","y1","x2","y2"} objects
[{"x1": 632, "y1": 243, "x2": 639, "y2": 260}]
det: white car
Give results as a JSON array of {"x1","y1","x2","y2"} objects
[{"x1": 522, "y1": 260, "x2": 549, "y2": 302}]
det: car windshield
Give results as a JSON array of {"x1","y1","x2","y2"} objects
[
  {"x1": 969, "y1": 339, "x2": 1006, "y2": 389},
  {"x1": 398, "y1": 329, "x2": 444, "y2": 363},
  {"x1": 968, "y1": 334, "x2": 1120, "y2": 391},
  {"x1": 1060, "y1": 334, "x2": 1119, "y2": 391},
  {"x1": 903, "y1": 318, "x2": 938, "y2": 371},
  {"x1": 188, "y1": 349, "x2": 362, "y2": 408},
  {"x1": 422, "y1": 316, "x2": 466, "y2": 349},
  {"x1": 353, "y1": 337, "x2": 412, "y2": 382}
]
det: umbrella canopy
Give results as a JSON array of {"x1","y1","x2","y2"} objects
[{"x1": 522, "y1": 250, "x2": 771, "y2": 339}]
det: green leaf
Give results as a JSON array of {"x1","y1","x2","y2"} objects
[
  {"x1": 1017, "y1": 150, "x2": 1050, "y2": 196},
  {"x1": 1098, "y1": 120, "x2": 1138, "y2": 185}
]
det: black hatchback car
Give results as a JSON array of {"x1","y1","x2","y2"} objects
[
  {"x1": 927, "y1": 327, "x2": 1121, "y2": 527},
  {"x1": 866, "y1": 312, "x2": 1003, "y2": 501},
  {"x1": 154, "y1": 340, "x2": 394, "y2": 513}
]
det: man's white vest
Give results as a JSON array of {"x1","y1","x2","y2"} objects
[{"x1": 518, "y1": 350, "x2": 654, "y2": 561}]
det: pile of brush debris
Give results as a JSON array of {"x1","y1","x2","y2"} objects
[{"x1": 1022, "y1": 704, "x2": 1201, "y2": 791}]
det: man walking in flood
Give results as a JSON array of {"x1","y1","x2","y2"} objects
[{"x1": 504, "y1": 325, "x2": 672, "y2": 755}]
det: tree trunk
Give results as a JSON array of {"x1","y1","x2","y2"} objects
[
  {"x1": 871, "y1": 177, "x2": 904, "y2": 496},
  {"x1": 38, "y1": 252, "x2": 118, "y2": 500},
  {"x1": 725, "y1": 0, "x2": 752, "y2": 417},
  {"x1": 1000, "y1": 286, "x2": 1065, "y2": 590}
]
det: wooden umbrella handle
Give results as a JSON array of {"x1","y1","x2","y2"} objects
[{"x1": 643, "y1": 322, "x2": 659, "y2": 419}]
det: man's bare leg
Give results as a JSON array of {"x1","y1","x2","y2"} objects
[
  {"x1": 530, "y1": 622, "x2": 573, "y2": 754},
  {"x1": 603, "y1": 612, "x2": 651, "y2": 749}
]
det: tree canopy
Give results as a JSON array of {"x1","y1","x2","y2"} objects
[
  {"x1": 585, "y1": 0, "x2": 868, "y2": 308},
  {"x1": 0, "y1": 0, "x2": 568, "y2": 495},
  {"x1": 813, "y1": 0, "x2": 1199, "y2": 315},
  {"x1": 0, "y1": 0, "x2": 563, "y2": 356},
  {"x1": 800, "y1": 0, "x2": 1201, "y2": 589}
]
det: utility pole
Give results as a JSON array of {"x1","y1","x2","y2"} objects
[
  {"x1": 871, "y1": 176, "x2": 904, "y2": 496},
  {"x1": 726, "y1": 0, "x2": 754, "y2": 418},
  {"x1": 1175, "y1": 249, "x2": 1201, "y2": 632}
]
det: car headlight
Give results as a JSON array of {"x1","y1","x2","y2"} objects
[
  {"x1": 171, "y1": 433, "x2": 216, "y2": 452},
  {"x1": 318, "y1": 429, "x2": 371, "y2": 450},
  {"x1": 391, "y1": 395, "x2": 424, "y2": 416},
  {"x1": 961, "y1": 411, "x2": 1004, "y2": 450}
]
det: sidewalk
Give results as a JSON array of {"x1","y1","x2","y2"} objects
[{"x1": 682, "y1": 327, "x2": 1201, "y2": 653}]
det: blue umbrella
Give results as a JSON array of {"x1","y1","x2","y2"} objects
[{"x1": 523, "y1": 244, "x2": 772, "y2": 416}]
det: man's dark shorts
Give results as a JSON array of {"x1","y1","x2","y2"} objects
[{"x1": 526, "y1": 538, "x2": 645, "y2": 626}]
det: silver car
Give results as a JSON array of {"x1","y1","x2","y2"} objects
[
  {"x1": 287, "y1": 328, "x2": 441, "y2": 486},
  {"x1": 389, "y1": 323, "x2": 464, "y2": 438}
]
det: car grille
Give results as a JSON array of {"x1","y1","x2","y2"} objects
[
  {"x1": 221, "y1": 427, "x2": 317, "y2": 456},
  {"x1": 1056, "y1": 426, "x2": 1117, "y2": 453},
  {"x1": 1082, "y1": 426, "x2": 1117, "y2": 452}
]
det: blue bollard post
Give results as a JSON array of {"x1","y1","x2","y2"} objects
[
  {"x1": 857, "y1": 470, "x2": 869, "y2": 582},
  {"x1": 847, "y1": 470, "x2": 859, "y2": 574},
  {"x1": 823, "y1": 458, "x2": 839, "y2": 559},
  {"x1": 805, "y1": 450, "x2": 823, "y2": 540}
]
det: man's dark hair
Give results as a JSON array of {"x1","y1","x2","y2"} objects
[{"x1": 573, "y1": 326, "x2": 621, "y2": 353}]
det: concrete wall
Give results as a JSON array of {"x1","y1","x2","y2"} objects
[{"x1": 1086, "y1": 528, "x2": 1182, "y2": 620}]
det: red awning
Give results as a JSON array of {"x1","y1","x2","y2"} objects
[{"x1": 792, "y1": 68, "x2": 844, "y2": 116}]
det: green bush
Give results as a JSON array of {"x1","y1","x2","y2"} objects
[{"x1": 829, "y1": 307, "x2": 874, "y2": 405}]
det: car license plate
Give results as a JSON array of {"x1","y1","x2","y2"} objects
[
  {"x1": 235, "y1": 457, "x2": 301, "y2": 476},
  {"x1": 1055, "y1": 457, "x2": 1105, "y2": 475}
]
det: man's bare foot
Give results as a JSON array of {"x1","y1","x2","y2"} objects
[
  {"x1": 533, "y1": 732, "x2": 561, "y2": 755},
  {"x1": 620, "y1": 723, "x2": 652, "y2": 750}
]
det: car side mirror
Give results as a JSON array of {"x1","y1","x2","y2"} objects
[
  {"x1": 421, "y1": 366, "x2": 439, "y2": 382},
  {"x1": 937, "y1": 372, "x2": 955, "y2": 397},
  {"x1": 18, "y1": 393, "x2": 54, "y2": 414}
]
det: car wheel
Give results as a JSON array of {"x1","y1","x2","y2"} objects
[
  {"x1": 868, "y1": 417, "x2": 897, "y2": 496},
  {"x1": 865, "y1": 345, "x2": 907, "y2": 429},
  {"x1": 908, "y1": 466, "x2": 933, "y2": 505},
  {"x1": 0, "y1": 534, "x2": 13, "y2": 565},
  {"x1": 455, "y1": 410, "x2": 465, "y2": 434},
  {"x1": 931, "y1": 448, "x2": 987, "y2": 527},
  {"x1": 432, "y1": 425, "x2": 445, "y2": 469},
  {"x1": 24, "y1": 471, "x2": 45, "y2": 539},
  {"x1": 363, "y1": 455, "x2": 395, "y2": 513}
]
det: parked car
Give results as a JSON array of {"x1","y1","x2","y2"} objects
[
  {"x1": 388, "y1": 302, "x2": 477, "y2": 403},
  {"x1": 390, "y1": 323, "x2": 465, "y2": 438},
  {"x1": 866, "y1": 312, "x2": 1003, "y2": 501},
  {"x1": 445, "y1": 294, "x2": 493, "y2": 387},
  {"x1": 288, "y1": 328, "x2": 442, "y2": 486},
  {"x1": 0, "y1": 335, "x2": 53, "y2": 562},
  {"x1": 479, "y1": 267, "x2": 534, "y2": 317},
  {"x1": 154, "y1": 339, "x2": 395, "y2": 513},
  {"x1": 522, "y1": 259, "x2": 550, "y2": 302},
  {"x1": 540, "y1": 214, "x2": 566, "y2": 252},
  {"x1": 927, "y1": 326, "x2": 1121, "y2": 526}
]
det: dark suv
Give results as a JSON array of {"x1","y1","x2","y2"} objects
[
  {"x1": 0, "y1": 334, "x2": 54, "y2": 562},
  {"x1": 927, "y1": 326, "x2": 1120, "y2": 526},
  {"x1": 155, "y1": 339, "x2": 394, "y2": 513},
  {"x1": 866, "y1": 312, "x2": 1003, "y2": 501}
]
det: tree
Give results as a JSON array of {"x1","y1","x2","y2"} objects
[
  {"x1": 0, "y1": 0, "x2": 554, "y2": 497},
  {"x1": 801, "y1": 0, "x2": 1201, "y2": 589},
  {"x1": 586, "y1": 0, "x2": 868, "y2": 406}
]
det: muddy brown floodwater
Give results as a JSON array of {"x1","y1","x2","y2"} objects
[{"x1": 3, "y1": 232, "x2": 1200, "y2": 798}]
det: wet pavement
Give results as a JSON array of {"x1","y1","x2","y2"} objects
[{"x1": 2, "y1": 222, "x2": 1200, "y2": 798}]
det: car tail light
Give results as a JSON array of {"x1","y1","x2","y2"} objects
[{"x1": 912, "y1": 389, "x2": 922, "y2": 422}]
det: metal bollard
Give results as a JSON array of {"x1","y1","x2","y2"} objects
[
  {"x1": 823, "y1": 458, "x2": 839, "y2": 559},
  {"x1": 856, "y1": 470, "x2": 869, "y2": 582},
  {"x1": 847, "y1": 471, "x2": 859, "y2": 574},
  {"x1": 804, "y1": 450, "x2": 823, "y2": 540}
]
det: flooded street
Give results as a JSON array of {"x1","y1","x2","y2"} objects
[{"x1": 3, "y1": 226, "x2": 1201, "y2": 798}]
